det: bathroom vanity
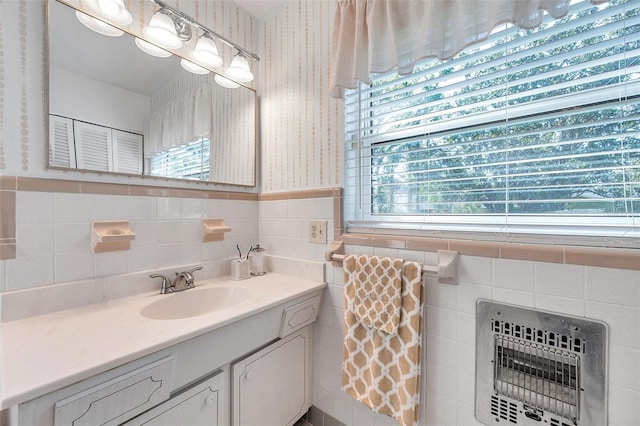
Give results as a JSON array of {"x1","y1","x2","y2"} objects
[{"x1": 0, "y1": 273, "x2": 325, "y2": 426}]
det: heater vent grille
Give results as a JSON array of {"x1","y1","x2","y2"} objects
[
  {"x1": 490, "y1": 318, "x2": 586, "y2": 354},
  {"x1": 475, "y1": 300, "x2": 608, "y2": 426},
  {"x1": 494, "y1": 335, "x2": 580, "y2": 422},
  {"x1": 490, "y1": 395, "x2": 518, "y2": 424},
  {"x1": 550, "y1": 418, "x2": 573, "y2": 426}
]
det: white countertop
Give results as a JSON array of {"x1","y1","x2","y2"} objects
[{"x1": 0, "y1": 273, "x2": 326, "y2": 409}]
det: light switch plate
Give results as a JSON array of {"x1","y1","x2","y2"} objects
[{"x1": 308, "y1": 221, "x2": 327, "y2": 244}]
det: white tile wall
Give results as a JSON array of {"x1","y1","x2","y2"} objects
[
  {"x1": 261, "y1": 196, "x2": 640, "y2": 426},
  {"x1": 1, "y1": 192, "x2": 259, "y2": 291},
  {"x1": 258, "y1": 197, "x2": 334, "y2": 262},
  {"x1": 5, "y1": 192, "x2": 639, "y2": 425}
]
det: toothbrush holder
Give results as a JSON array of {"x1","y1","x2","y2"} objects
[{"x1": 231, "y1": 259, "x2": 250, "y2": 280}]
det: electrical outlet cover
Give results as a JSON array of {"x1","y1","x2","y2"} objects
[{"x1": 308, "y1": 221, "x2": 327, "y2": 244}]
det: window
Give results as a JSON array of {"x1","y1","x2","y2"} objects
[
  {"x1": 344, "y1": 0, "x2": 640, "y2": 245},
  {"x1": 149, "y1": 138, "x2": 210, "y2": 180}
]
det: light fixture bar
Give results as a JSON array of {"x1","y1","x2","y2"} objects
[{"x1": 150, "y1": 0, "x2": 260, "y2": 62}]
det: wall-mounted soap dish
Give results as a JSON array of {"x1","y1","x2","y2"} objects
[
  {"x1": 202, "y1": 219, "x2": 231, "y2": 242},
  {"x1": 92, "y1": 221, "x2": 135, "y2": 253}
]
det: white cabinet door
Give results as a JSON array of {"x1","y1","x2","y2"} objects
[
  {"x1": 125, "y1": 370, "x2": 227, "y2": 426},
  {"x1": 232, "y1": 327, "x2": 311, "y2": 426}
]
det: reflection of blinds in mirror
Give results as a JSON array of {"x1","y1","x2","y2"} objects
[
  {"x1": 149, "y1": 138, "x2": 210, "y2": 181},
  {"x1": 145, "y1": 72, "x2": 256, "y2": 186},
  {"x1": 49, "y1": 115, "x2": 76, "y2": 168}
]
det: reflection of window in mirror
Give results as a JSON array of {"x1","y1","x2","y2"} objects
[{"x1": 149, "y1": 138, "x2": 211, "y2": 181}]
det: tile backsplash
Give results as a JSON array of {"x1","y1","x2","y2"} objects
[{"x1": 2, "y1": 189, "x2": 258, "y2": 292}]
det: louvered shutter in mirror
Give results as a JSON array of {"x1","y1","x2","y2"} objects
[
  {"x1": 74, "y1": 121, "x2": 113, "y2": 172},
  {"x1": 113, "y1": 130, "x2": 143, "y2": 174},
  {"x1": 48, "y1": 115, "x2": 76, "y2": 168}
]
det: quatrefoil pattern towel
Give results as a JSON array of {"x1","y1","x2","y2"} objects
[
  {"x1": 353, "y1": 255, "x2": 403, "y2": 334},
  {"x1": 342, "y1": 255, "x2": 424, "y2": 426}
]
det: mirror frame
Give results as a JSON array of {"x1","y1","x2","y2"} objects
[{"x1": 45, "y1": 0, "x2": 258, "y2": 188}]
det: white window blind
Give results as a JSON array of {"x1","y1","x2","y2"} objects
[
  {"x1": 344, "y1": 0, "x2": 640, "y2": 245},
  {"x1": 149, "y1": 138, "x2": 210, "y2": 181}
]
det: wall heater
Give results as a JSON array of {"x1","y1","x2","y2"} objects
[{"x1": 475, "y1": 300, "x2": 607, "y2": 426}]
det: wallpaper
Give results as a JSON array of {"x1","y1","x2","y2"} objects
[{"x1": 259, "y1": 0, "x2": 344, "y2": 193}]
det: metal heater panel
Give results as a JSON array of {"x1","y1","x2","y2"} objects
[{"x1": 475, "y1": 300, "x2": 607, "y2": 426}]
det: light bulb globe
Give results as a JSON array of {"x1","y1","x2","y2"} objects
[
  {"x1": 192, "y1": 36, "x2": 223, "y2": 68},
  {"x1": 143, "y1": 12, "x2": 183, "y2": 50},
  {"x1": 181, "y1": 59, "x2": 210, "y2": 75},
  {"x1": 135, "y1": 38, "x2": 172, "y2": 58},
  {"x1": 214, "y1": 74, "x2": 240, "y2": 89},
  {"x1": 227, "y1": 55, "x2": 254, "y2": 83},
  {"x1": 81, "y1": 0, "x2": 132, "y2": 25},
  {"x1": 75, "y1": 11, "x2": 124, "y2": 37}
]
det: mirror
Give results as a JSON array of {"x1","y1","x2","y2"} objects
[{"x1": 47, "y1": 0, "x2": 257, "y2": 187}]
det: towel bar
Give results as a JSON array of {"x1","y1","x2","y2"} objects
[{"x1": 329, "y1": 249, "x2": 459, "y2": 283}]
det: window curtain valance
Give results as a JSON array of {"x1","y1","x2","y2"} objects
[
  {"x1": 144, "y1": 73, "x2": 215, "y2": 157},
  {"x1": 329, "y1": 0, "x2": 608, "y2": 98}
]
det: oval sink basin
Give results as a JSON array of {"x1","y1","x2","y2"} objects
[{"x1": 141, "y1": 287, "x2": 252, "y2": 320}]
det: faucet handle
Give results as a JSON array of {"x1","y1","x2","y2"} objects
[
  {"x1": 149, "y1": 274, "x2": 174, "y2": 294},
  {"x1": 174, "y1": 266, "x2": 202, "y2": 290},
  {"x1": 188, "y1": 266, "x2": 203, "y2": 275}
]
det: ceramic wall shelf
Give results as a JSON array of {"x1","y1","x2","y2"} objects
[{"x1": 202, "y1": 219, "x2": 231, "y2": 242}]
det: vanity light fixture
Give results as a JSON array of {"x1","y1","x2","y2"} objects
[
  {"x1": 143, "y1": 9, "x2": 183, "y2": 50},
  {"x1": 75, "y1": 11, "x2": 124, "y2": 37},
  {"x1": 227, "y1": 52, "x2": 254, "y2": 83},
  {"x1": 134, "y1": 37, "x2": 172, "y2": 58},
  {"x1": 80, "y1": 0, "x2": 132, "y2": 26},
  {"x1": 180, "y1": 58, "x2": 210, "y2": 75},
  {"x1": 135, "y1": 0, "x2": 259, "y2": 80}
]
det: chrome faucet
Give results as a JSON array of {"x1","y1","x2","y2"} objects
[
  {"x1": 173, "y1": 266, "x2": 203, "y2": 292},
  {"x1": 150, "y1": 266, "x2": 203, "y2": 294}
]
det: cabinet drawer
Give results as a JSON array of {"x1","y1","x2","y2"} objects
[
  {"x1": 279, "y1": 295, "x2": 321, "y2": 338},
  {"x1": 54, "y1": 356, "x2": 175, "y2": 426}
]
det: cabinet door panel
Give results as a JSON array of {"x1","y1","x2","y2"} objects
[
  {"x1": 54, "y1": 356, "x2": 175, "y2": 426},
  {"x1": 232, "y1": 327, "x2": 311, "y2": 426},
  {"x1": 125, "y1": 370, "x2": 226, "y2": 426}
]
